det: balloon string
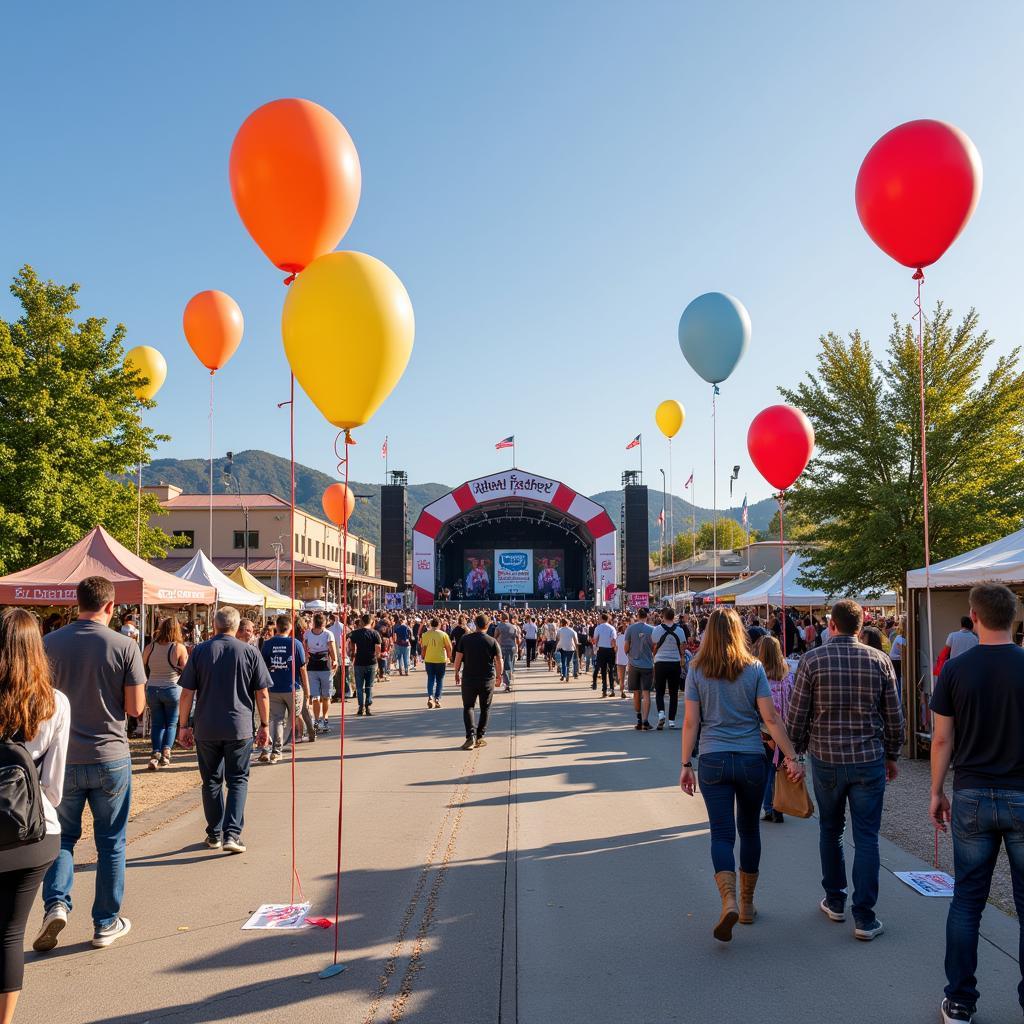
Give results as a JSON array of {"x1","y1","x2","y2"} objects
[
  {"x1": 778, "y1": 492, "x2": 786, "y2": 658},
  {"x1": 332, "y1": 428, "x2": 352, "y2": 965},
  {"x1": 913, "y1": 269, "x2": 936, "y2": 732},
  {"x1": 289, "y1": 373, "x2": 302, "y2": 904}
]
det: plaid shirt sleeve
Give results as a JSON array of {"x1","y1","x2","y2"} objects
[
  {"x1": 785, "y1": 657, "x2": 813, "y2": 756},
  {"x1": 880, "y1": 659, "x2": 905, "y2": 760}
]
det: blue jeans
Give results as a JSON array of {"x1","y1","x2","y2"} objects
[
  {"x1": 425, "y1": 662, "x2": 446, "y2": 700},
  {"x1": 146, "y1": 684, "x2": 181, "y2": 753},
  {"x1": 697, "y1": 751, "x2": 767, "y2": 873},
  {"x1": 195, "y1": 739, "x2": 253, "y2": 841},
  {"x1": 572, "y1": 650, "x2": 580, "y2": 677},
  {"x1": 811, "y1": 756, "x2": 886, "y2": 926},
  {"x1": 945, "y1": 788, "x2": 1024, "y2": 1010},
  {"x1": 500, "y1": 648, "x2": 515, "y2": 688},
  {"x1": 355, "y1": 664, "x2": 376, "y2": 706},
  {"x1": 43, "y1": 759, "x2": 132, "y2": 928},
  {"x1": 558, "y1": 650, "x2": 573, "y2": 679},
  {"x1": 762, "y1": 757, "x2": 776, "y2": 813},
  {"x1": 394, "y1": 646, "x2": 410, "y2": 673}
]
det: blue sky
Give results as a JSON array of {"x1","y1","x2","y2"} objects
[{"x1": 2, "y1": 2, "x2": 1020, "y2": 508}]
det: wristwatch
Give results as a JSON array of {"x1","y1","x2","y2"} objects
[{"x1": 682, "y1": 761, "x2": 693, "y2": 768}]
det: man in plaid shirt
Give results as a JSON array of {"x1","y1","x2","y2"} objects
[{"x1": 785, "y1": 599, "x2": 905, "y2": 941}]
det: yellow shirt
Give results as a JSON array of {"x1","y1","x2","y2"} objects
[{"x1": 421, "y1": 629, "x2": 451, "y2": 664}]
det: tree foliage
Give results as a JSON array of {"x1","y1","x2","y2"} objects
[
  {"x1": 654, "y1": 517, "x2": 751, "y2": 564},
  {"x1": 779, "y1": 304, "x2": 1024, "y2": 596},
  {"x1": 0, "y1": 266, "x2": 173, "y2": 573}
]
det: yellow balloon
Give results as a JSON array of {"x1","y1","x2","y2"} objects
[
  {"x1": 282, "y1": 251, "x2": 414, "y2": 429},
  {"x1": 124, "y1": 345, "x2": 167, "y2": 401},
  {"x1": 655, "y1": 399, "x2": 685, "y2": 438}
]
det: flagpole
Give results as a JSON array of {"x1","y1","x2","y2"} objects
[
  {"x1": 385, "y1": 437, "x2": 388, "y2": 480},
  {"x1": 690, "y1": 468, "x2": 696, "y2": 562},
  {"x1": 512, "y1": 437, "x2": 516, "y2": 469},
  {"x1": 639, "y1": 433, "x2": 644, "y2": 481}
]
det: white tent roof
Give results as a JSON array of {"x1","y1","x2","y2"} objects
[
  {"x1": 907, "y1": 528, "x2": 1024, "y2": 590},
  {"x1": 736, "y1": 553, "x2": 897, "y2": 608},
  {"x1": 174, "y1": 551, "x2": 266, "y2": 608}
]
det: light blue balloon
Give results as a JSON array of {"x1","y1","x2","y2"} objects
[{"x1": 677, "y1": 292, "x2": 751, "y2": 385}]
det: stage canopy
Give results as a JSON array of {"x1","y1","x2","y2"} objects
[
  {"x1": 175, "y1": 551, "x2": 265, "y2": 608},
  {"x1": 736, "y1": 553, "x2": 898, "y2": 608},
  {"x1": 229, "y1": 565, "x2": 302, "y2": 611},
  {"x1": 906, "y1": 528, "x2": 1024, "y2": 590},
  {"x1": 0, "y1": 526, "x2": 216, "y2": 606}
]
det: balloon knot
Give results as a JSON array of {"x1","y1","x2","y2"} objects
[
  {"x1": 912, "y1": 268, "x2": 924, "y2": 281},
  {"x1": 345, "y1": 430, "x2": 356, "y2": 445},
  {"x1": 283, "y1": 272, "x2": 297, "y2": 286}
]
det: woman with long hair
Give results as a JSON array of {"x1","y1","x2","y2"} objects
[
  {"x1": 680, "y1": 608, "x2": 804, "y2": 942},
  {"x1": 0, "y1": 608, "x2": 69, "y2": 1023},
  {"x1": 142, "y1": 617, "x2": 188, "y2": 770},
  {"x1": 754, "y1": 635, "x2": 795, "y2": 824}
]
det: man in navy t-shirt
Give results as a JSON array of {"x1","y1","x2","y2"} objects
[
  {"x1": 393, "y1": 617, "x2": 412, "y2": 676},
  {"x1": 930, "y1": 583, "x2": 1024, "y2": 1021},
  {"x1": 261, "y1": 615, "x2": 315, "y2": 763}
]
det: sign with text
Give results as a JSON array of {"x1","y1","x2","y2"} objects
[
  {"x1": 494, "y1": 549, "x2": 533, "y2": 594},
  {"x1": 628, "y1": 592, "x2": 650, "y2": 609}
]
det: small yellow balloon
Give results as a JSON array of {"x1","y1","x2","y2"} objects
[
  {"x1": 655, "y1": 399, "x2": 685, "y2": 438},
  {"x1": 124, "y1": 345, "x2": 167, "y2": 401},
  {"x1": 282, "y1": 251, "x2": 414, "y2": 430}
]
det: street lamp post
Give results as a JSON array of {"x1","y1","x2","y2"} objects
[
  {"x1": 222, "y1": 452, "x2": 250, "y2": 568},
  {"x1": 271, "y1": 540, "x2": 284, "y2": 593}
]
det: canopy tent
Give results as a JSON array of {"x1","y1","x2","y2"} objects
[
  {"x1": 303, "y1": 599, "x2": 338, "y2": 612},
  {"x1": 229, "y1": 565, "x2": 302, "y2": 611},
  {"x1": 736, "y1": 553, "x2": 898, "y2": 608},
  {"x1": 174, "y1": 551, "x2": 265, "y2": 608},
  {"x1": 0, "y1": 526, "x2": 215, "y2": 606},
  {"x1": 906, "y1": 528, "x2": 1024, "y2": 590},
  {"x1": 695, "y1": 569, "x2": 770, "y2": 604}
]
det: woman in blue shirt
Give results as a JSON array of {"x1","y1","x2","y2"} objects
[{"x1": 680, "y1": 608, "x2": 804, "y2": 943}]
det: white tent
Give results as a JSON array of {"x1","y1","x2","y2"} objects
[
  {"x1": 736, "y1": 553, "x2": 898, "y2": 608},
  {"x1": 303, "y1": 599, "x2": 338, "y2": 612},
  {"x1": 906, "y1": 528, "x2": 1024, "y2": 590},
  {"x1": 174, "y1": 551, "x2": 266, "y2": 609}
]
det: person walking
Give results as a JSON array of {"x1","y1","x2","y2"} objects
[
  {"x1": 493, "y1": 611, "x2": 518, "y2": 692},
  {"x1": 651, "y1": 606, "x2": 686, "y2": 728},
  {"x1": 260, "y1": 616, "x2": 314, "y2": 764},
  {"x1": 624, "y1": 607, "x2": 655, "y2": 729},
  {"x1": 393, "y1": 616, "x2": 412, "y2": 676},
  {"x1": 35, "y1": 576, "x2": 145, "y2": 952},
  {"x1": 680, "y1": 607, "x2": 804, "y2": 942},
  {"x1": 754, "y1": 634, "x2": 794, "y2": 823},
  {"x1": 930, "y1": 584, "x2": 1024, "y2": 1024},
  {"x1": 522, "y1": 615, "x2": 538, "y2": 669},
  {"x1": 303, "y1": 612, "x2": 337, "y2": 734},
  {"x1": 542, "y1": 617, "x2": 558, "y2": 673},
  {"x1": 2, "y1": 609, "x2": 69, "y2": 1019},
  {"x1": 326, "y1": 612, "x2": 348, "y2": 701},
  {"x1": 420, "y1": 617, "x2": 452, "y2": 709},
  {"x1": 453, "y1": 614, "x2": 502, "y2": 751},
  {"x1": 177, "y1": 607, "x2": 271, "y2": 853},
  {"x1": 347, "y1": 615, "x2": 382, "y2": 715},
  {"x1": 141, "y1": 616, "x2": 188, "y2": 771},
  {"x1": 785, "y1": 599, "x2": 904, "y2": 942},
  {"x1": 591, "y1": 611, "x2": 617, "y2": 697},
  {"x1": 555, "y1": 618, "x2": 577, "y2": 682}
]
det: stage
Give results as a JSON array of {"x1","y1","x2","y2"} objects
[{"x1": 428, "y1": 599, "x2": 595, "y2": 612}]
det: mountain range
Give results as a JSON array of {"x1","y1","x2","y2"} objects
[{"x1": 144, "y1": 450, "x2": 775, "y2": 551}]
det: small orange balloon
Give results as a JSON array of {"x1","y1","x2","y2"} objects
[
  {"x1": 183, "y1": 291, "x2": 244, "y2": 372},
  {"x1": 322, "y1": 483, "x2": 355, "y2": 527},
  {"x1": 229, "y1": 98, "x2": 361, "y2": 275}
]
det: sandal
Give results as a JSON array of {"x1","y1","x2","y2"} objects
[
  {"x1": 159, "y1": 751, "x2": 171, "y2": 767},
  {"x1": 147, "y1": 755, "x2": 160, "y2": 771}
]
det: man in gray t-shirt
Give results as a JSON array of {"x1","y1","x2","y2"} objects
[
  {"x1": 38, "y1": 576, "x2": 147, "y2": 952},
  {"x1": 947, "y1": 618, "x2": 980, "y2": 660},
  {"x1": 493, "y1": 613, "x2": 518, "y2": 691},
  {"x1": 624, "y1": 607, "x2": 655, "y2": 730}
]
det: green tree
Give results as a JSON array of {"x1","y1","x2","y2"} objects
[
  {"x1": 758, "y1": 505, "x2": 817, "y2": 542},
  {"x1": 779, "y1": 304, "x2": 1024, "y2": 596},
  {"x1": 694, "y1": 517, "x2": 750, "y2": 552},
  {"x1": 0, "y1": 266, "x2": 174, "y2": 573}
]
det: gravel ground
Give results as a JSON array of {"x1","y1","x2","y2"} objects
[{"x1": 880, "y1": 757, "x2": 1015, "y2": 917}]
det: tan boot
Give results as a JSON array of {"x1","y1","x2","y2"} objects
[
  {"x1": 738, "y1": 870, "x2": 759, "y2": 924},
  {"x1": 713, "y1": 871, "x2": 739, "y2": 941}
]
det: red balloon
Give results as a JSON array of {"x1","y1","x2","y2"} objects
[
  {"x1": 747, "y1": 405, "x2": 815, "y2": 491},
  {"x1": 856, "y1": 119, "x2": 982, "y2": 271}
]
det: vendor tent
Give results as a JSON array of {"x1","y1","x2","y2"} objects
[
  {"x1": 0, "y1": 526, "x2": 215, "y2": 606},
  {"x1": 736, "y1": 553, "x2": 897, "y2": 608},
  {"x1": 695, "y1": 569, "x2": 770, "y2": 604},
  {"x1": 229, "y1": 565, "x2": 302, "y2": 611},
  {"x1": 175, "y1": 551, "x2": 265, "y2": 608},
  {"x1": 906, "y1": 528, "x2": 1024, "y2": 589}
]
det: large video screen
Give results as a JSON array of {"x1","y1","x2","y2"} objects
[
  {"x1": 494, "y1": 549, "x2": 533, "y2": 594},
  {"x1": 534, "y1": 549, "x2": 565, "y2": 598},
  {"x1": 463, "y1": 550, "x2": 493, "y2": 598}
]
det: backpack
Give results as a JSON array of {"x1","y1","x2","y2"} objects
[
  {"x1": 0, "y1": 734, "x2": 47, "y2": 851},
  {"x1": 654, "y1": 623, "x2": 683, "y2": 654}
]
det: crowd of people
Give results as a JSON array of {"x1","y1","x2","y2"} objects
[{"x1": 0, "y1": 577, "x2": 1021, "y2": 1024}]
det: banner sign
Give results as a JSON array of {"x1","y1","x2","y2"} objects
[
  {"x1": 628, "y1": 592, "x2": 650, "y2": 609},
  {"x1": 384, "y1": 593, "x2": 403, "y2": 610},
  {"x1": 494, "y1": 549, "x2": 533, "y2": 594}
]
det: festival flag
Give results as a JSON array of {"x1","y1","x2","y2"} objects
[
  {"x1": 381, "y1": 436, "x2": 388, "y2": 460},
  {"x1": 625, "y1": 434, "x2": 641, "y2": 450},
  {"x1": 657, "y1": 509, "x2": 665, "y2": 526},
  {"x1": 495, "y1": 435, "x2": 515, "y2": 450},
  {"x1": 741, "y1": 493, "x2": 748, "y2": 529},
  {"x1": 684, "y1": 472, "x2": 694, "y2": 489}
]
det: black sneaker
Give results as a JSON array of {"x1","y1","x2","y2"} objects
[
  {"x1": 854, "y1": 917, "x2": 884, "y2": 941},
  {"x1": 461, "y1": 738, "x2": 475, "y2": 750},
  {"x1": 634, "y1": 721, "x2": 643, "y2": 730},
  {"x1": 940, "y1": 998, "x2": 974, "y2": 1023},
  {"x1": 772, "y1": 811, "x2": 784, "y2": 823},
  {"x1": 590, "y1": 681, "x2": 597, "y2": 690},
  {"x1": 656, "y1": 719, "x2": 665, "y2": 731},
  {"x1": 819, "y1": 897, "x2": 846, "y2": 922},
  {"x1": 641, "y1": 721, "x2": 653, "y2": 731}
]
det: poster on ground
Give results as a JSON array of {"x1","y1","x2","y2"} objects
[
  {"x1": 494, "y1": 549, "x2": 533, "y2": 594},
  {"x1": 894, "y1": 871, "x2": 954, "y2": 897},
  {"x1": 242, "y1": 903, "x2": 313, "y2": 929}
]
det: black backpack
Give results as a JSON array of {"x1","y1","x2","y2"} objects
[{"x1": 0, "y1": 734, "x2": 47, "y2": 851}]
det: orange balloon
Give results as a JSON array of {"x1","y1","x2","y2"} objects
[
  {"x1": 229, "y1": 98, "x2": 361, "y2": 275},
  {"x1": 183, "y1": 291, "x2": 244, "y2": 372},
  {"x1": 322, "y1": 483, "x2": 355, "y2": 526}
]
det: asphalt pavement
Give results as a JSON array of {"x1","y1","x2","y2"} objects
[{"x1": 19, "y1": 659, "x2": 1024, "y2": 1024}]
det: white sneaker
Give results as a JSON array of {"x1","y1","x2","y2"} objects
[
  {"x1": 33, "y1": 904, "x2": 68, "y2": 952},
  {"x1": 668, "y1": 720, "x2": 677, "y2": 729},
  {"x1": 92, "y1": 916, "x2": 131, "y2": 948},
  {"x1": 223, "y1": 836, "x2": 247, "y2": 854}
]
